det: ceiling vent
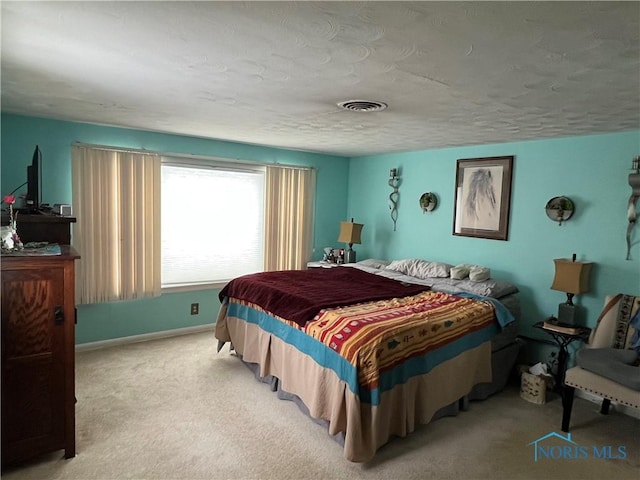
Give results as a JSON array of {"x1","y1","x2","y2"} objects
[{"x1": 337, "y1": 100, "x2": 388, "y2": 112}]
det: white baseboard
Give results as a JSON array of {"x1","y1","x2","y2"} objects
[
  {"x1": 75, "y1": 324, "x2": 215, "y2": 353},
  {"x1": 576, "y1": 389, "x2": 640, "y2": 420}
]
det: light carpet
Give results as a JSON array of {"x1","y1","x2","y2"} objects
[{"x1": 2, "y1": 331, "x2": 638, "y2": 480}]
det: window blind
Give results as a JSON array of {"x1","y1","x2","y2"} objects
[{"x1": 161, "y1": 161, "x2": 265, "y2": 287}]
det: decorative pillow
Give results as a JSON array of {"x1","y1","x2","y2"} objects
[
  {"x1": 356, "y1": 258, "x2": 390, "y2": 270},
  {"x1": 450, "y1": 264, "x2": 472, "y2": 280},
  {"x1": 591, "y1": 295, "x2": 640, "y2": 352},
  {"x1": 385, "y1": 258, "x2": 452, "y2": 279},
  {"x1": 469, "y1": 266, "x2": 491, "y2": 282}
]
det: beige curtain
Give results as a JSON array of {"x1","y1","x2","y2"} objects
[
  {"x1": 71, "y1": 145, "x2": 161, "y2": 304},
  {"x1": 264, "y1": 165, "x2": 316, "y2": 271}
]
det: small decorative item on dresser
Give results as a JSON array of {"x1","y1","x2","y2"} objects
[
  {"x1": 53, "y1": 203, "x2": 73, "y2": 216},
  {"x1": 1, "y1": 194, "x2": 23, "y2": 251}
]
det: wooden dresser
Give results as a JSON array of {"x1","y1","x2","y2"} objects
[{"x1": 1, "y1": 245, "x2": 80, "y2": 467}]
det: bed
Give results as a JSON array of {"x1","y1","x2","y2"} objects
[{"x1": 215, "y1": 259, "x2": 521, "y2": 462}]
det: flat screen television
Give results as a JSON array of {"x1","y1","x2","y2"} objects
[{"x1": 24, "y1": 145, "x2": 41, "y2": 212}]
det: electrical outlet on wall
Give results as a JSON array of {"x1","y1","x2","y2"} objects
[{"x1": 190, "y1": 303, "x2": 199, "y2": 315}]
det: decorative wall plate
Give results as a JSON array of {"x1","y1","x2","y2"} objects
[
  {"x1": 419, "y1": 192, "x2": 438, "y2": 213},
  {"x1": 545, "y1": 196, "x2": 574, "y2": 225}
]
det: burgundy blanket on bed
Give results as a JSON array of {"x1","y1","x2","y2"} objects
[{"x1": 218, "y1": 267, "x2": 431, "y2": 327}]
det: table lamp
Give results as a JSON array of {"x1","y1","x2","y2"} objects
[
  {"x1": 338, "y1": 218, "x2": 363, "y2": 263},
  {"x1": 550, "y1": 254, "x2": 593, "y2": 326}
]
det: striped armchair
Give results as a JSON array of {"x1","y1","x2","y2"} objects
[{"x1": 561, "y1": 294, "x2": 640, "y2": 432}]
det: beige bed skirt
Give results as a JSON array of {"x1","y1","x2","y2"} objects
[{"x1": 216, "y1": 304, "x2": 492, "y2": 462}]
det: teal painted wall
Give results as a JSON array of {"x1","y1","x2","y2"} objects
[
  {"x1": 0, "y1": 114, "x2": 349, "y2": 344},
  {"x1": 3, "y1": 113, "x2": 639, "y2": 348},
  {"x1": 348, "y1": 131, "x2": 640, "y2": 341}
]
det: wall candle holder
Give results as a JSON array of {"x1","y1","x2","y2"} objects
[
  {"x1": 388, "y1": 168, "x2": 401, "y2": 231},
  {"x1": 419, "y1": 192, "x2": 438, "y2": 213},
  {"x1": 545, "y1": 196, "x2": 575, "y2": 226}
]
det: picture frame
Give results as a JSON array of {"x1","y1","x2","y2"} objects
[{"x1": 453, "y1": 155, "x2": 514, "y2": 240}]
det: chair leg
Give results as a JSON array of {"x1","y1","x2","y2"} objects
[
  {"x1": 600, "y1": 398, "x2": 611, "y2": 415},
  {"x1": 561, "y1": 386, "x2": 575, "y2": 432}
]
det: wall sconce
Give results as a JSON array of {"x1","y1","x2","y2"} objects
[
  {"x1": 388, "y1": 168, "x2": 400, "y2": 231},
  {"x1": 545, "y1": 196, "x2": 574, "y2": 226},
  {"x1": 627, "y1": 155, "x2": 640, "y2": 260},
  {"x1": 419, "y1": 192, "x2": 438, "y2": 213}
]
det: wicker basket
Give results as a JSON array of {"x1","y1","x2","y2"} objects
[{"x1": 520, "y1": 372, "x2": 547, "y2": 404}]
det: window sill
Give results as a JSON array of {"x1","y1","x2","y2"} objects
[{"x1": 161, "y1": 282, "x2": 227, "y2": 294}]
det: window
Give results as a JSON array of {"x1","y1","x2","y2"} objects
[
  {"x1": 72, "y1": 143, "x2": 315, "y2": 303},
  {"x1": 161, "y1": 159, "x2": 265, "y2": 288}
]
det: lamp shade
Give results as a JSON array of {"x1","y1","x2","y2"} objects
[
  {"x1": 550, "y1": 258, "x2": 592, "y2": 294},
  {"x1": 338, "y1": 220, "x2": 363, "y2": 245}
]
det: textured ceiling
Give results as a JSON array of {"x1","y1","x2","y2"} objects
[{"x1": 1, "y1": 1, "x2": 639, "y2": 157}]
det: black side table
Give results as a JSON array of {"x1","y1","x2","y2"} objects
[{"x1": 534, "y1": 319, "x2": 591, "y2": 390}]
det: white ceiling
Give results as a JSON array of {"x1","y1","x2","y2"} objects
[{"x1": 2, "y1": 1, "x2": 639, "y2": 157}]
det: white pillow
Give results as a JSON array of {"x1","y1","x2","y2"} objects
[
  {"x1": 385, "y1": 258, "x2": 452, "y2": 279},
  {"x1": 356, "y1": 258, "x2": 390, "y2": 270},
  {"x1": 450, "y1": 264, "x2": 472, "y2": 280},
  {"x1": 469, "y1": 266, "x2": 491, "y2": 282}
]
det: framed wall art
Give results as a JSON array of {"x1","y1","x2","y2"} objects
[{"x1": 453, "y1": 155, "x2": 514, "y2": 240}]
